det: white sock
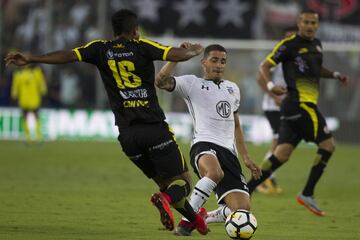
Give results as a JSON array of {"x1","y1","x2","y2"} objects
[
  {"x1": 182, "y1": 176, "x2": 217, "y2": 221},
  {"x1": 206, "y1": 205, "x2": 231, "y2": 223}
]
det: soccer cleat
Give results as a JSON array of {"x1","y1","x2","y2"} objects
[
  {"x1": 296, "y1": 193, "x2": 325, "y2": 216},
  {"x1": 256, "y1": 178, "x2": 283, "y2": 194},
  {"x1": 174, "y1": 208, "x2": 209, "y2": 236},
  {"x1": 174, "y1": 219, "x2": 194, "y2": 236},
  {"x1": 194, "y1": 208, "x2": 209, "y2": 235},
  {"x1": 198, "y1": 207, "x2": 208, "y2": 219},
  {"x1": 206, "y1": 205, "x2": 227, "y2": 224},
  {"x1": 150, "y1": 193, "x2": 175, "y2": 231}
]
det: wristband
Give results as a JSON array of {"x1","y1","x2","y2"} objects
[
  {"x1": 333, "y1": 71, "x2": 341, "y2": 79},
  {"x1": 266, "y1": 81, "x2": 275, "y2": 91}
]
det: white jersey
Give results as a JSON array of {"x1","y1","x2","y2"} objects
[
  {"x1": 261, "y1": 64, "x2": 287, "y2": 111},
  {"x1": 174, "y1": 75, "x2": 240, "y2": 154}
]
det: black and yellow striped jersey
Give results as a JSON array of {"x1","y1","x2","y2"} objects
[
  {"x1": 266, "y1": 34, "x2": 323, "y2": 104},
  {"x1": 73, "y1": 38, "x2": 172, "y2": 128}
]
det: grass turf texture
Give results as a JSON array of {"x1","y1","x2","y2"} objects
[{"x1": 0, "y1": 140, "x2": 359, "y2": 240}]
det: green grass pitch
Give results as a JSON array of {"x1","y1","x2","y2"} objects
[{"x1": 0, "y1": 140, "x2": 359, "y2": 240}]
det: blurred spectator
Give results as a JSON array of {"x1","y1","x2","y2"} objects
[
  {"x1": 69, "y1": 0, "x2": 90, "y2": 28},
  {"x1": 59, "y1": 67, "x2": 80, "y2": 108}
]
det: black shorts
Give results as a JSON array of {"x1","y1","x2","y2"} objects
[
  {"x1": 117, "y1": 121, "x2": 188, "y2": 179},
  {"x1": 190, "y1": 142, "x2": 249, "y2": 204},
  {"x1": 264, "y1": 111, "x2": 281, "y2": 137},
  {"x1": 279, "y1": 102, "x2": 332, "y2": 146}
]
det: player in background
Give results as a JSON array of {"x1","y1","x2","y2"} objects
[
  {"x1": 256, "y1": 27, "x2": 297, "y2": 194},
  {"x1": 11, "y1": 64, "x2": 47, "y2": 142},
  {"x1": 155, "y1": 44, "x2": 262, "y2": 235},
  {"x1": 247, "y1": 10, "x2": 349, "y2": 216},
  {"x1": 5, "y1": 9, "x2": 208, "y2": 234}
]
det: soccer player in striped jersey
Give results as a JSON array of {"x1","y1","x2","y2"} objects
[
  {"x1": 5, "y1": 9, "x2": 208, "y2": 234},
  {"x1": 247, "y1": 10, "x2": 349, "y2": 216}
]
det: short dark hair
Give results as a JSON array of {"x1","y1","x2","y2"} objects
[
  {"x1": 111, "y1": 9, "x2": 138, "y2": 36},
  {"x1": 203, "y1": 44, "x2": 227, "y2": 58}
]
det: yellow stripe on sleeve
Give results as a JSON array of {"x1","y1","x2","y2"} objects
[
  {"x1": 73, "y1": 40, "x2": 107, "y2": 62},
  {"x1": 139, "y1": 38, "x2": 171, "y2": 60},
  {"x1": 266, "y1": 56, "x2": 276, "y2": 66},
  {"x1": 300, "y1": 103, "x2": 319, "y2": 139},
  {"x1": 73, "y1": 49, "x2": 82, "y2": 61},
  {"x1": 162, "y1": 46, "x2": 172, "y2": 61},
  {"x1": 139, "y1": 38, "x2": 168, "y2": 50},
  {"x1": 81, "y1": 39, "x2": 107, "y2": 48},
  {"x1": 266, "y1": 34, "x2": 296, "y2": 65}
]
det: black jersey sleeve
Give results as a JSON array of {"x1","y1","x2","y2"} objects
[
  {"x1": 73, "y1": 40, "x2": 107, "y2": 65},
  {"x1": 138, "y1": 38, "x2": 172, "y2": 61},
  {"x1": 266, "y1": 34, "x2": 296, "y2": 66}
]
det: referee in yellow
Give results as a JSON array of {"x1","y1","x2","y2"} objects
[{"x1": 11, "y1": 64, "x2": 47, "y2": 141}]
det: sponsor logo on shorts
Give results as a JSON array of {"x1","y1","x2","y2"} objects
[{"x1": 150, "y1": 139, "x2": 173, "y2": 150}]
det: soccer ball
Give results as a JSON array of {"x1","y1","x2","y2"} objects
[{"x1": 225, "y1": 210, "x2": 257, "y2": 239}]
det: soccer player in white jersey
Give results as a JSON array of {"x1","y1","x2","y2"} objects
[{"x1": 155, "y1": 44, "x2": 262, "y2": 236}]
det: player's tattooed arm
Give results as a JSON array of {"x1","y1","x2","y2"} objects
[{"x1": 155, "y1": 62, "x2": 176, "y2": 91}]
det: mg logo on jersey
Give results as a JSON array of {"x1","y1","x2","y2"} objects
[{"x1": 216, "y1": 101, "x2": 231, "y2": 118}]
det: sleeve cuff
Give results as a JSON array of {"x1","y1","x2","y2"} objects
[
  {"x1": 162, "y1": 46, "x2": 172, "y2": 61},
  {"x1": 266, "y1": 56, "x2": 276, "y2": 66},
  {"x1": 73, "y1": 49, "x2": 82, "y2": 62}
]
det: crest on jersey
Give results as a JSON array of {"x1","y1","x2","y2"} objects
[
  {"x1": 216, "y1": 101, "x2": 231, "y2": 118},
  {"x1": 226, "y1": 86, "x2": 234, "y2": 95},
  {"x1": 113, "y1": 43, "x2": 125, "y2": 49},
  {"x1": 298, "y1": 48, "x2": 309, "y2": 54}
]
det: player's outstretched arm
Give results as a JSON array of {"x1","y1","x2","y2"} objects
[
  {"x1": 166, "y1": 43, "x2": 203, "y2": 62},
  {"x1": 321, "y1": 66, "x2": 349, "y2": 86},
  {"x1": 234, "y1": 112, "x2": 262, "y2": 180},
  {"x1": 156, "y1": 42, "x2": 201, "y2": 91},
  {"x1": 259, "y1": 59, "x2": 287, "y2": 96},
  {"x1": 5, "y1": 50, "x2": 79, "y2": 67}
]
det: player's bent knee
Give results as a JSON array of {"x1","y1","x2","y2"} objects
[
  {"x1": 318, "y1": 138, "x2": 336, "y2": 153},
  {"x1": 225, "y1": 192, "x2": 251, "y2": 211}
]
